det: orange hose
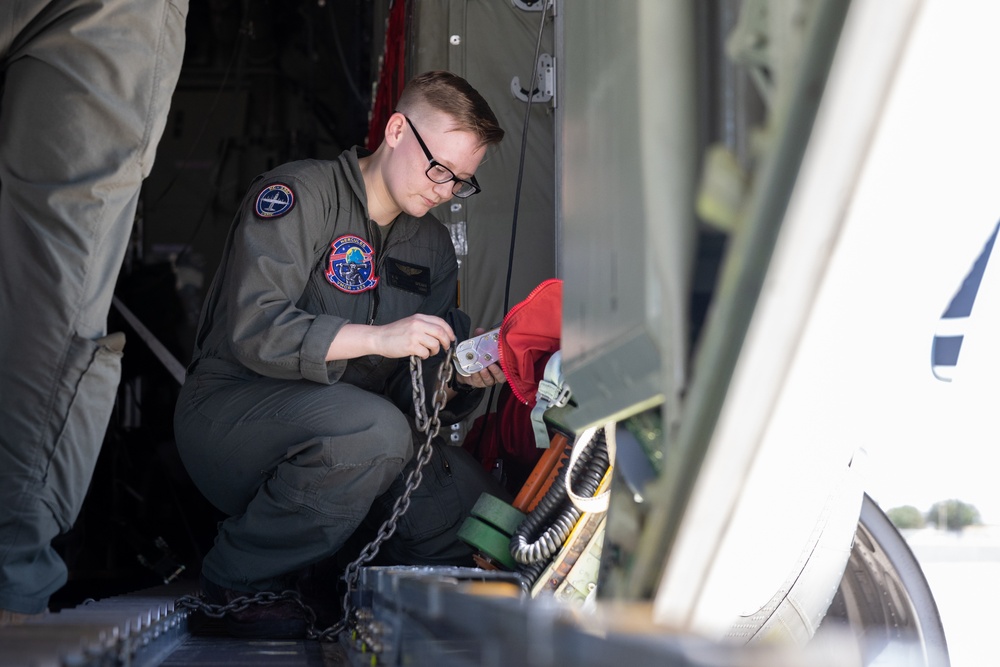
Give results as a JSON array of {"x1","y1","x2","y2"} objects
[{"x1": 513, "y1": 433, "x2": 569, "y2": 513}]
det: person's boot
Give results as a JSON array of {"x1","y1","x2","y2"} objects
[{"x1": 199, "y1": 574, "x2": 311, "y2": 639}]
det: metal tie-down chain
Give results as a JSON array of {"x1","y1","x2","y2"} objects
[
  {"x1": 318, "y1": 348, "x2": 454, "y2": 641},
  {"x1": 176, "y1": 349, "x2": 456, "y2": 644}
]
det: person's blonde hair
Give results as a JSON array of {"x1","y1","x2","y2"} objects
[{"x1": 396, "y1": 71, "x2": 505, "y2": 148}]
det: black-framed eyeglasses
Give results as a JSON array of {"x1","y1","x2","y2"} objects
[{"x1": 404, "y1": 116, "x2": 481, "y2": 198}]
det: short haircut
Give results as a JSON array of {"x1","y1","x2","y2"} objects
[{"x1": 396, "y1": 71, "x2": 505, "y2": 148}]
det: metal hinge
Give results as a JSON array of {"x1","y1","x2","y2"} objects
[
  {"x1": 512, "y1": 0, "x2": 556, "y2": 14},
  {"x1": 511, "y1": 53, "x2": 556, "y2": 106}
]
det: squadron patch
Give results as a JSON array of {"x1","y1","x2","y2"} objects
[
  {"x1": 254, "y1": 183, "x2": 295, "y2": 219},
  {"x1": 325, "y1": 235, "x2": 378, "y2": 293}
]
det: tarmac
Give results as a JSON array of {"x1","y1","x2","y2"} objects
[{"x1": 904, "y1": 526, "x2": 1000, "y2": 667}]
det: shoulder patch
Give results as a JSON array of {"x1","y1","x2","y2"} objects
[
  {"x1": 254, "y1": 183, "x2": 295, "y2": 219},
  {"x1": 325, "y1": 235, "x2": 379, "y2": 293}
]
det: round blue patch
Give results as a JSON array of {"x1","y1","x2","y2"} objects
[
  {"x1": 325, "y1": 235, "x2": 378, "y2": 293},
  {"x1": 254, "y1": 183, "x2": 295, "y2": 219}
]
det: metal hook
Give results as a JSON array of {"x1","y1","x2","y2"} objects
[{"x1": 511, "y1": 53, "x2": 555, "y2": 105}]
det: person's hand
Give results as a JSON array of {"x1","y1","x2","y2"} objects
[
  {"x1": 374, "y1": 314, "x2": 455, "y2": 359},
  {"x1": 454, "y1": 362, "x2": 507, "y2": 390},
  {"x1": 451, "y1": 326, "x2": 507, "y2": 390}
]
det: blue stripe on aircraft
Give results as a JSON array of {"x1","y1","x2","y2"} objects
[
  {"x1": 932, "y1": 220, "x2": 999, "y2": 381},
  {"x1": 931, "y1": 335, "x2": 963, "y2": 367}
]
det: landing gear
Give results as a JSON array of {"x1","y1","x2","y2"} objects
[{"x1": 821, "y1": 494, "x2": 950, "y2": 667}]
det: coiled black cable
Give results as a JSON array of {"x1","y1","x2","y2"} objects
[{"x1": 510, "y1": 429, "x2": 611, "y2": 581}]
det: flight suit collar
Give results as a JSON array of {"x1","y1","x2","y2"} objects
[{"x1": 343, "y1": 146, "x2": 420, "y2": 245}]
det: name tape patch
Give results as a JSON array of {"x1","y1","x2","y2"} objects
[{"x1": 386, "y1": 259, "x2": 430, "y2": 296}]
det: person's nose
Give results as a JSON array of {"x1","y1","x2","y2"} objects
[{"x1": 432, "y1": 181, "x2": 454, "y2": 201}]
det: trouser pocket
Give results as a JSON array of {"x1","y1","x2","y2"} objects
[{"x1": 367, "y1": 442, "x2": 514, "y2": 566}]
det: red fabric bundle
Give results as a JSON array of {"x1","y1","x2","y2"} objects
[{"x1": 463, "y1": 279, "x2": 563, "y2": 493}]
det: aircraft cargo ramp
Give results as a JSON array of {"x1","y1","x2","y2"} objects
[{"x1": 0, "y1": 571, "x2": 855, "y2": 667}]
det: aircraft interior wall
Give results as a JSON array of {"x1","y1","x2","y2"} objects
[
  {"x1": 411, "y1": 0, "x2": 557, "y2": 334},
  {"x1": 67, "y1": 0, "x2": 776, "y2": 618}
]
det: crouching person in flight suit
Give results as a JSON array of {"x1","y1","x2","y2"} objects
[{"x1": 173, "y1": 70, "x2": 509, "y2": 639}]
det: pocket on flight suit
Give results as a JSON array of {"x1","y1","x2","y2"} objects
[
  {"x1": 45, "y1": 332, "x2": 125, "y2": 530},
  {"x1": 369, "y1": 442, "x2": 514, "y2": 565}
]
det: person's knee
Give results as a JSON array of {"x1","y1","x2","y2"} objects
[
  {"x1": 320, "y1": 406, "x2": 412, "y2": 503},
  {"x1": 371, "y1": 406, "x2": 413, "y2": 465}
]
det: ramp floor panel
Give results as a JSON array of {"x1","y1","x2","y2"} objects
[{"x1": 0, "y1": 581, "x2": 349, "y2": 666}]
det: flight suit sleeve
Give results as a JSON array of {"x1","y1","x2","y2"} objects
[{"x1": 224, "y1": 169, "x2": 347, "y2": 383}]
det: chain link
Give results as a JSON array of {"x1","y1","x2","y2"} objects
[
  {"x1": 176, "y1": 589, "x2": 315, "y2": 620},
  {"x1": 333, "y1": 349, "x2": 455, "y2": 635}
]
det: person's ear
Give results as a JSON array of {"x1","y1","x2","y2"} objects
[{"x1": 384, "y1": 112, "x2": 406, "y2": 148}]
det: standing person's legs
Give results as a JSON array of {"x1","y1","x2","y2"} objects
[
  {"x1": 174, "y1": 372, "x2": 414, "y2": 593},
  {"x1": 0, "y1": 0, "x2": 188, "y2": 616}
]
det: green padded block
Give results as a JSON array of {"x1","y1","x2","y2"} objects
[
  {"x1": 457, "y1": 516, "x2": 518, "y2": 570},
  {"x1": 470, "y1": 493, "x2": 526, "y2": 535}
]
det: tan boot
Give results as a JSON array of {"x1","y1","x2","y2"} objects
[{"x1": 0, "y1": 609, "x2": 45, "y2": 627}]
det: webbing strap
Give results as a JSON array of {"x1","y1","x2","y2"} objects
[
  {"x1": 565, "y1": 423, "x2": 616, "y2": 514},
  {"x1": 530, "y1": 351, "x2": 571, "y2": 449}
]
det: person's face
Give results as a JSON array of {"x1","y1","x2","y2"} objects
[{"x1": 387, "y1": 112, "x2": 486, "y2": 217}]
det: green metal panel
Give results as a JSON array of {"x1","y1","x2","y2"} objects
[{"x1": 557, "y1": 1, "x2": 698, "y2": 439}]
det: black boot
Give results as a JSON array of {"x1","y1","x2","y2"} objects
[{"x1": 199, "y1": 574, "x2": 311, "y2": 639}]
